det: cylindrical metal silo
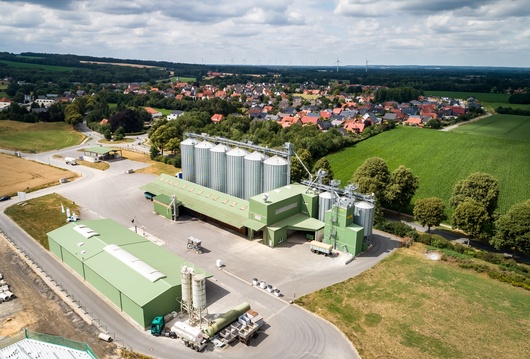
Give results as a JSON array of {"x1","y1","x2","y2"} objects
[
  {"x1": 354, "y1": 201, "x2": 375, "y2": 237},
  {"x1": 209, "y1": 144, "x2": 230, "y2": 193},
  {"x1": 318, "y1": 192, "x2": 333, "y2": 221},
  {"x1": 180, "y1": 138, "x2": 199, "y2": 182},
  {"x1": 226, "y1": 147, "x2": 248, "y2": 198},
  {"x1": 263, "y1": 156, "x2": 288, "y2": 192},
  {"x1": 194, "y1": 141, "x2": 214, "y2": 187},
  {"x1": 192, "y1": 273, "x2": 207, "y2": 311},
  {"x1": 180, "y1": 266, "x2": 192, "y2": 305},
  {"x1": 244, "y1": 151, "x2": 268, "y2": 200}
]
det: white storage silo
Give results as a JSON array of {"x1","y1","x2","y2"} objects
[
  {"x1": 180, "y1": 266, "x2": 192, "y2": 305},
  {"x1": 263, "y1": 156, "x2": 288, "y2": 192},
  {"x1": 244, "y1": 151, "x2": 268, "y2": 200},
  {"x1": 354, "y1": 201, "x2": 375, "y2": 237},
  {"x1": 180, "y1": 138, "x2": 199, "y2": 182},
  {"x1": 226, "y1": 147, "x2": 248, "y2": 198},
  {"x1": 318, "y1": 192, "x2": 334, "y2": 221},
  {"x1": 194, "y1": 141, "x2": 214, "y2": 187},
  {"x1": 192, "y1": 273, "x2": 207, "y2": 311},
  {"x1": 209, "y1": 144, "x2": 230, "y2": 193}
]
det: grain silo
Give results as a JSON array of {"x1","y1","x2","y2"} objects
[
  {"x1": 180, "y1": 138, "x2": 199, "y2": 182},
  {"x1": 180, "y1": 266, "x2": 192, "y2": 309},
  {"x1": 263, "y1": 156, "x2": 288, "y2": 192},
  {"x1": 226, "y1": 147, "x2": 248, "y2": 198},
  {"x1": 192, "y1": 273, "x2": 207, "y2": 311},
  {"x1": 209, "y1": 144, "x2": 230, "y2": 193},
  {"x1": 244, "y1": 151, "x2": 268, "y2": 200},
  {"x1": 194, "y1": 141, "x2": 214, "y2": 187},
  {"x1": 354, "y1": 201, "x2": 375, "y2": 237},
  {"x1": 318, "y1": 192, "x2": 334, "y2": 221}
]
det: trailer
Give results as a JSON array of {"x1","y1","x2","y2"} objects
[
  {"x1": 187, "y1": 236, "x2": 202, "y2": 254},
  {"x1": 217, "y1": 310, "x2": 263, "y2": 346},
  {"x1": 171, "y1": 321, "x2": 207, "y2": 352},
  {"x1": 309, "y1": 240, "x2": 333, "y2": 256}
]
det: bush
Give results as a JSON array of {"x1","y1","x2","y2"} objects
[{"x1": 375, "y1": 220, "x2": 419, "y2": 240}]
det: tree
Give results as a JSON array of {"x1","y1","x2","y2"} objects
[
  {"x1": 490, "y1": 200, "x2": 530, "y2": 255},
  {"x1": 385, "y1": 165, "x2": 419, "y2": 213},
  {"x1": 452, "y1": 199, "x2": 490, "y2": 242},
  {"x1": 64, "y1": 103, "x2": 83, "y2": 127},
  {"x1": 150, "y1": 124, "x2": 178, "y2": 155},
  {"x1": 312, "y1": 157, "x2": 334, "y2": 185},
  {"x1": 450, "y1": 172, "x2": 499, "y2": 220},
  {"x1": 351, "y1": 157, "x2": 390, "y2": 220},
  {"x1": 413, "y1": 197, "x2": 446, "y2": 233},
  {"x1": 290, "y1": 149, "x2": 312, "y2": 183}
]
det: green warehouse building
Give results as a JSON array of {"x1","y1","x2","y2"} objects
[
  {"x1": 47, "y1": 219, "x2": 208, "y2": 328},
  {"x1": 142, "y1": 174, "x2": 374, "y2": 255}
]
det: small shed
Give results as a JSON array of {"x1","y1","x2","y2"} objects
[{"x1": 82, "y1": 146, "x2": 122, "y2": 162}]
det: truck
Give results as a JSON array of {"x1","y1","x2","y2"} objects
[
  {"x1": 65, "y1": 157, "x2": 77, "y2": 165},
  {"x1": 171, "y1": 321, "x2": 208, "y2": 352},
  {"x1": 309, "y1": 240, "x2": 333, "y2": 256}
]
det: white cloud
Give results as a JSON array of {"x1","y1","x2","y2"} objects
[{"x1": 0, "y1": 0, "x2": 529, "y2": 67}]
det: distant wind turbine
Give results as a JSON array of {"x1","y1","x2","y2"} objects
[
  {"x1": 335, "y1": 57, "x2": 341, "y2": 72},
  {"x1": 365, "y1": 58, "x2": 371, "y2": 72}
]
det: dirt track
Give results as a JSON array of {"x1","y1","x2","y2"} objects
[{"x1": 0, "y1": 236, "x2": 118, "y2": 357}]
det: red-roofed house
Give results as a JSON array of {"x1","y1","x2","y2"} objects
[
  {"x1": 320, "y1": 111, "x2": 332, "y2": 120},
  {"x1": 280, "y1": 116, "x2": 299, "y2": 128},
  {"x1": 404, "y1": 116, "x2": 423, "y2": 126},
  {"x1": 0, "y1": 97, "x2": 13, "y2": 109},
  {"x1": 144, "y1": 107, "x2": 162, "y2": 118},
  {"x1": 300, "y1": 115, "x2": 318, "y2": 125},
  {"x1": 451, "y1": 106, "x2": 466, "y2": 116},
  {"x1": 211, "y1": 114, "x2": 224, "y2": 124},
  {"x1": 343, "y1": 120, "x2": 365, "y2": 134},
  {"x1": 99, "y1": 118, "x2": 108, "y2": 126}
]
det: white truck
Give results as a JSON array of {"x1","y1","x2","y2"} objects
[
  {"x1": 65, "y1": 157, "x2": 77, "y2": 165},
  {"x1": 170, "y1": 321, "x2": 208, "y2": 352}
]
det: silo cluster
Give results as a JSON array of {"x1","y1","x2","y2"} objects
[
  {"x1": 180, "y1": 266, "x2": 207, "y2": 313},
  {"x1": 180, "y1": 139, "x2": 289, "y2": 199},
  {"x1": 354, "y1": 201, "x2": 375, "y2": 237}
]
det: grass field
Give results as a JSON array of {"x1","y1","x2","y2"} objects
[
  {"x1": 296, "y1": 245, "x2": 530, "y2": 359},
  {"x1": 119, "y1": 149, "x2": 179, "y2": 176},
  {"x1": 452, "y1": 114, "x2": 530, "y2": 141},
  {"x1": 4, "y1": 193, "x2": 79, "y2": 249},
  {"x1": 327, "y1": 125, "x2": 530, "y2": 215},
  {"x1": 0, "y1": 60, "x2": 77, "y2": 72},
  {"x1": 0, "y1": 153, "x2": 77, "y2": 197},
  {"x1": 0, "y1": 121, "x2": 84, "y2": 152},
  {"x1": 172, "y1": 76, "x2": 196, "y2": 83},
  {"x1": 425, "y1": 91, "x2": 530, "y2": 111}
]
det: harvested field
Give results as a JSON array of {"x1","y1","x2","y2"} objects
[{"x1": 0, "y1": 153, "x2": 76, "y2": 197}]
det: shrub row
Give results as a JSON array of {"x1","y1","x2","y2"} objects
[{"x1": 458, "y1": 261, "x2": 530, "y2": 291}]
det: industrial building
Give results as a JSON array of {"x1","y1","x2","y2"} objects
[
  {"x1": 47, "y1": 219, "x2": 209, "y2": 328},
  {"x1": 142, "y1": 174, "x2": 375, "y2": 255}
]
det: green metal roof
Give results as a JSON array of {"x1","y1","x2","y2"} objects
[
  {"x1": 48, "y1": 219, "x2": 210, "y2": 306},
  {"x1": 250, "y1": 183, "x2": 310, "y2": 205},
  {"x1": 141, "y1": 174, "x2": 249, "y2": 229},
  {"x1": 242, "y1": 219, "x2": 266, "y2": 231},
  {"x1": 267, "y1": 213, "x2": 325, "y2": 231},
  {"x1": 82, "y1": 146, "x2": 116, "y2": 154}
]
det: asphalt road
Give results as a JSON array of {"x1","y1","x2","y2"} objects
[{"x1": 0, "y1": 130, "x2": 400, "y2": 358}]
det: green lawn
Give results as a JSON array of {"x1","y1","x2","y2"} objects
[
  {"x1": 172, "y1": 76, "x2": 196, "y2": 83},
  {"x1": 0, "y1": 121, "x2": 84, "y2": 152},
  {"x1": 452, "y1": 114, "x2": 530, "y2": 142},
  {"x1": 327, "y1": 125, "x2": 530, "y2": 215},
  {"x1": 296, "y1": 245, "x2": 530, "y2": 359}
]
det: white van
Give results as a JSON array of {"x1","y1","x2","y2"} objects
[{"x1": 65, "y1": 157, "x2": 77, "y2": 165}]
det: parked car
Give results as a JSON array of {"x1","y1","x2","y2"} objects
[{"x1": 0, "y1": 196, "x2": 11, "y2": 202}]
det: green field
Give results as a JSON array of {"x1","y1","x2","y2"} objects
[
  {"x1": 0, "y1": 121, "x2": 84, "y2": 152},
  {"x1": 172, "y1": 76, "x2": 196, "y2": 83},
  {"x1": 0, "y1": 60, "x2": 77, "y2": 72},
  {"x1": 425, "y1": 91, "x2": 530, "y2": 111},
  {"x1": 327, "y1": 125, "x2": 530, "y2": 215},
  {"x1": 152, "y1": 108, "x2": 173, "y2": 116},
  {"x1": 453, "y1": 114, "x2": 530, "y2": 141},
  {"x1": 296, "y1": 245, "x2": 530, "y2": 359}
]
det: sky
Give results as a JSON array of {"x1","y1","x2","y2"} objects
[{"x1": 2, "y1": 0, "x2": 529, "y2": 68}]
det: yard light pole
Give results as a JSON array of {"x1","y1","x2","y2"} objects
[{"x1": 132, "y1": 217, "x2": 137, "y2": 233}]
